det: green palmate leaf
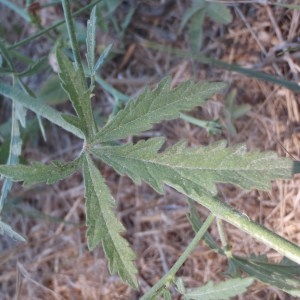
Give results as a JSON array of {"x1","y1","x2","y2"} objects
[
  {"x1": 94, "y1": 78, "x2": 226, "y2": 143},
  {"x1": 56, "y1": 49, "x2": 95, "y2": 137},
  {"x1": 82, "y1": 154, "x2": 137, "y2": 288},
  {"x1": 0, "y1": 82, "x2": 84, "y2": 139},
  {"x1": 228, "y1": 256, "x2": 300, "y2": 297},
  {"x1": 179, "y1": 277, "x2": 254, "y2": 300},
  {"x1": 0, "y1": 158, "x2": 81, "y2": 187},
  {"x1": 92, "y1": 138, "x2": 293, "y2": 197}
]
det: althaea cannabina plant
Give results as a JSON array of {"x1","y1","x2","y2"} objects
[{"x1": 0, "y1": 4, "x2": 300, "y2": 295}]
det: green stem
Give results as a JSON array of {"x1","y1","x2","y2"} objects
[
  {"x1": 180, "y1": 113, "x2": 208, "y2": 128},
  {"x1": 61, "y1": 0, "x2": 85, "y2": 78},
  {"x1": 8, "y1": 0, "x2": 103, "y2": 51},
  {"x1": 143, "y1": 41, "x2": 300, "y2": 92},
  {"x1": 141, "y1": 214, "x2": 215, "y2": 300},
  {"x1": 196, "y1": 195, "x2": 300, "y2": 265},
  {"x1": 216, "y1": 218, "x2": 228, "y2": 248},
  {"x1": 40, "y1": 0, "x2": 61, "y2": 8},
  {"x1": 180, "y1": 113, "x2": 221, "y2": 135}
]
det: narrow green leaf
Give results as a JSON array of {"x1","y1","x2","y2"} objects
[
  {"x1": 206, "y1": 3, "x2": 232, "y2": 25},
  {"x1": 93, "y1": 44, "x2": 112, "y2": 74},
  {"x1": 56, "y1": 49, "x2": 95, "y2": 136},
  {"x1": 179, "y1": 2, "x2": 206, "y2": 32},
  {"x1": 0, "y1": 220, "x2": 26, "y2": 242},
  {"x1": 229, "y1": 256, "x2": 300, "y2": 297},
  {"x1": 0, "y1": 82, "x2": 84, "y2": 139},
  {"x1": 7, "y1": 1, "x2": 104, "y2": 51},
  {"x1": 0, "y1": 158, "x2": 81, "y2": 187},
  {"x1": 188, "y1": 7, "x2": 206, "y2": 52},
  {"x1": 0, "y1": 0, "x2": 30, "y2": 22},
  {"x1": 82, "y1": 154, "x2": 137, "y2": 288},
  {"x1": 94, "y1": 78, "x2": 226, "y2": 143},
  {"x1": 180, "y1": 113, "x2": 222, "y2": 135},
  {"x1": 86, "y1": 6, "x2": 96, "y2": 76},
  {"x1": 182, "y1": 277, "x2": 254, "y2": 300},
  {"x1": 92, "y1": 138, "x2": 293, "y2": 196},
  {"x1": 121, "y1": 5, "x2": 135, "y2": 32},
  {"x1": 95, "y1": 74, "x2": 129, "y2": 101},
  {"x1": 103, "y1": 0, "x2": 120, "y2": 14},
  {"x1": 0, "y1": 39, "x2": 14, "y2": 70},
  {"x1": 187, "y1": 199, "x2": 224, "y2": 254},
  {"x1": 232, "y1": 104, "x2": 251, "y2": 119},
  {"x1": 0, "y1": 102, "x2": 23, "y2": 211},
  {"x1": 18, "y1": 57, "x2": 48, "y2": 77},
  {"x1": 223, "y1": 89, "x2": 251, "y2": 136}
]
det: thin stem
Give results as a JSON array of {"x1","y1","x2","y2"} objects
[
  {"x1": 142, "y1": 41, "x2": 300, "y2": 92},
  {"x1": 180, "y1": 113, "x2": 222, "y2": 135},
  {"x1": 8, "y1": 0, "x2": 103, "y2": 50},
  {"x1": 40, "y1": 0, "x2": 61, "y2": 8},
  {"x1": 216, "y1": 218, "x2": 228, "y2": 248},
  {"x1": 195, "y1": 195, "x2": 300, "y2": 266},
  {"x1": 216, "y1": 218, "x2": 232, "y2": 259},
  {"x1": 61, "y1": 0, "x2": 85, "y2": 78},
  {"x1": 180, "y1": 113, "x2": 208, "y2": 128},
  {"x1": 141, "y1": 214, "x2": 215, "y2": 300}
]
